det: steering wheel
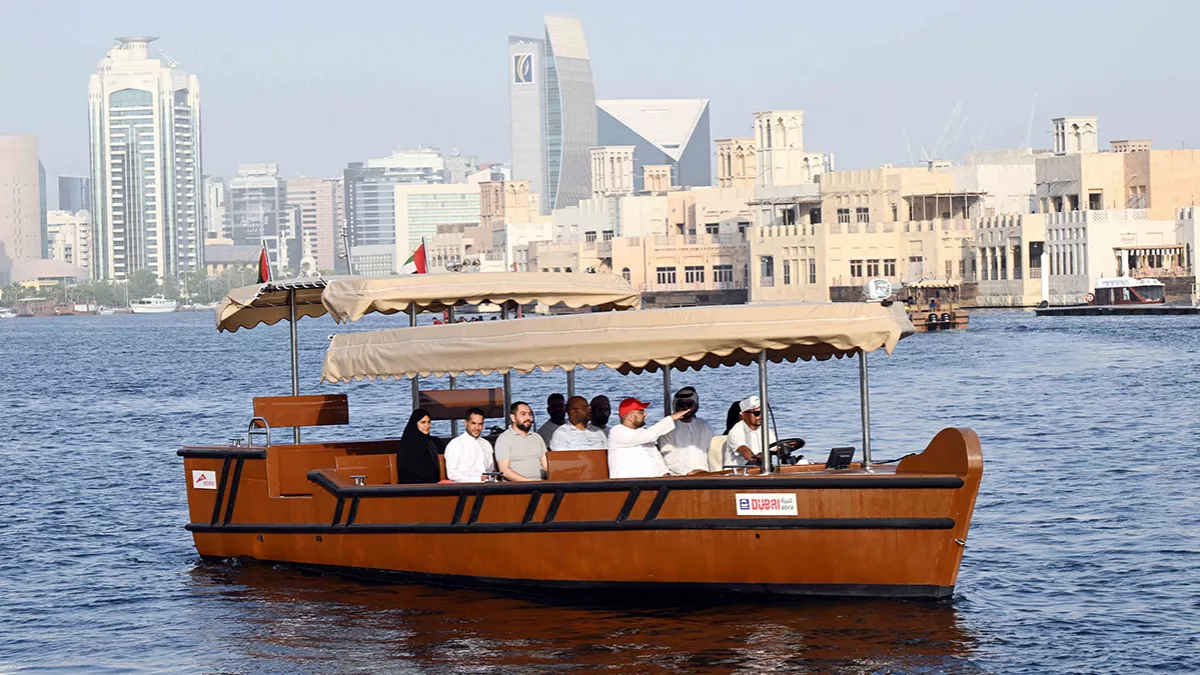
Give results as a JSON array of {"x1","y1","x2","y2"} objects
[{"x1": 769, "y1": 438, "x2": 807, "y2": 465}]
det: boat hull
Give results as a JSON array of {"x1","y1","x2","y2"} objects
[
  {"x1": 180, "y1": 428, "x2": 982, "y2": 599},
  {"x1": 130, "y1": 305, "x2": 177, "y2": 314}
]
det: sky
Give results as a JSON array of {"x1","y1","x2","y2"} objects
[{"x1": 2, "y1": 0, "x2": 1199, "y2": 200}]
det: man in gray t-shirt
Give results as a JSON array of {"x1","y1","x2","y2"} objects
[{"x1": 495, "y1": 401, "x2": 548, "y2": 481}]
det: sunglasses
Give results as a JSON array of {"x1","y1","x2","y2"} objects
[{"x1": 747, "y1": 410, "x2": 762, "y2": 417}]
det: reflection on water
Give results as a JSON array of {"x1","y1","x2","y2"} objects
[
  {"x1": 2, "y1": 311, "x2": 1200, "y2": 673},
  {"x1": 187, "y1": 564, "x2": 978, "y2": 674}
]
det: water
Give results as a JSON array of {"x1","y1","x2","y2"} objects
[{"x1": 1, "y1": 310, "x2": 1198, "y2": 673}]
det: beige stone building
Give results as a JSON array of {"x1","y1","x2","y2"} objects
[
  {"x1": 0, "y1": 135, "x2": 43, "y2": 263},
  {"x1": 715, "y1": 138, "x2": 756, "y2": 189}
]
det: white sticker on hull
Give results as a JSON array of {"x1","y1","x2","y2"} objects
[
  {"x1": 735, "y1": 493, "x2": 798, "y2": 516},
  {"x1": 192, "y1": 470, "x2": 218, "y2": 490}
]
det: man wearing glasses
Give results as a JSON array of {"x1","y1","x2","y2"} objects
[{"x1": 723, "y1": 395, "x2": 776, "y2": 468}]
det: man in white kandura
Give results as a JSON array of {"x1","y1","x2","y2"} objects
[
  {"x1": 723, "y1": 395, "x2": 776, "y2": 468},
  {"x1": 607, "y1": 397, "x2": 690, "y2": 479},
  {"x1": 444, "y1": 407, "x2": 496, "y2": 482},
  {"x1": 658, "y1": 386, "x2": 714, "y2": 475}
]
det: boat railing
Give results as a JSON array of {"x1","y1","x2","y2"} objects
[{"x1": 247, "y1": 417, "x2": 271, "y2": 447}]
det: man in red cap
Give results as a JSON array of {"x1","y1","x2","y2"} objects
[{"x1": 607, "y1": 397, "x2": 691, "y2": 479}]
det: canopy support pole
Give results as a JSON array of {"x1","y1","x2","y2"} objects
[
  {"x1": 502, "y1": 302, "x2": 512, "y2": 426},
  {"x1": 758, "y1": 351, "x2": 772, "y2": 475},
  {"x1": 448, "y1": 305, "x2": 457, "y2": 437},
  {"x1": 409, "y1": 304, "x2": 419, "y2": 412},
  {"x1": 859, "y1": 348, "x2": 873, "y2": 471},
  {"x1": 289, "y1": 289, "x2": 301, "y2": 444},
  {"x1": 662, "y1": 367, "x2": 672, "y2": 416},
  {"x1": 566, "y1": 369, "x2": 576, "y2": 398}
]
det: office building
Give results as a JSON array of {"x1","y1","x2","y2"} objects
[
  {"x1": 509, "y1": 15, "x2": 596, "y2": 214},
  {"x1": 0, "y1": 135, "x2": 44, "y2": 262},
  {"x1": 351, "y1": 181, "x2": 482, "y2": 276},
  {"x1": 342, "y1": 147, "x2": 446, "y2": 273},
  {"x1": 596, "y1": 99, "x2": 711, "y2": 190},
  {"x1": 286, "y1": 177, "x2": 341, "y2": 274},
  {"x1": 58, "y1": 176, "x2": 91, "y2": 213},
  {"x1": 88, "y1": 37, "x2": 203, "y2": 280},
  {"x1": 228, "y1": 164, "x2": 288, "y2": 270},
  {"x1": 203, "y1": 176, "x2": 227, "y2": 239}
]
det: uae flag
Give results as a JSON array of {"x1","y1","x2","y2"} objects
[
  {"x1": 401, "y1": 242, "x2": 427, "y2": 275},
  {"x1": 256, "y1": 243, "x2": 272, "y2": 284}
]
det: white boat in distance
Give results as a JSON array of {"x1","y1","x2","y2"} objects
[
  {"x1": 130, "y1": 295, "x2": 178, "y2": 314},
  {"x1": 0, "y1": 308, "x2": 17, "y2": 319}
]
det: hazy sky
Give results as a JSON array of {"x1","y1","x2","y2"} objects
[{"x1": 2, "y1": 0, "x2": 1198, "y2": 194}]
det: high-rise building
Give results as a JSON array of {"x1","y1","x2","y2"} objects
[
  {"x1": 228, "y1": 164, "x2": 288, "y2": 270},
  {"x1": 88, "y1": 37, "x2": 203, "y2": 280},
  {"x1": 596, "y1": 99, "x2": 711, "y2": 190},
  {"x1": 286, "y1": 177, "x2": 341, "y2": 274},
  {"x1": 342, "y1": 146, "x2": 446, "y2": 273},
  {"x1": 58, "y1": 176, "x2": 91, "y2": 212},
  {"x1": 509, "y1": 15, "x2": 596, "y2": 215},
  {"x1": 0, "y1": 135, "x2": 44, "y2": 263},
  {"x1": 203, "y1": 176, "x2": 227, "y2": 239}
]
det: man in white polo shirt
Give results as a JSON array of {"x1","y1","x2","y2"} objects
[{"x1": 723, "y1": 395, "x2": 776, "y2": 468}]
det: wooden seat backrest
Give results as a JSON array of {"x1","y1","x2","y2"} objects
[
  {"x1": 438, "y1": 455, "x2": 447, "y2": 481},
  {"x1": 708, "y1": 435, "x2": 728, "y2": 471},
  {"x1": 546, "y1": 449, "x2": 609, "y2": 481},
  {"x1": 253, "y1": 394, "x2": 349, "y2": 428},
  {"x1": 419, "y1": 388, "x2": 504, "y2": 421},
  {"x1": 334, "y1": 454, "x2": 397, "y2": 485}
]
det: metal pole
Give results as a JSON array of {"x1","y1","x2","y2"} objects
[
  {"x1": 662, "y1": 367, "x2": 672, "y2": 416},
  {"x1": 409, "y1": 303, "x2": 419, "y2": 412},
  {"x1": 566, "y1": 369, "x2": 576, "y2": 398},
  {"x1": 758, "y1": 351, "x2": 771, "y2": 475},
  {"x1": 448, "y1": 305, "x2": 457, "y2": 437},
  {"x1": 859, "y1": 348, "x2": 873, "y2": 471},
  {"x1": 502, "y1": 302, "x2": 512, "y2": 426},
  {"x1": 289, "y1": 289, "x2": 301, "y2": 444}
]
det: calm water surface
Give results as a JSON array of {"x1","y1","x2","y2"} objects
[{"x1": 1, "y1": 310, "x2": 1198, "y2": 674}]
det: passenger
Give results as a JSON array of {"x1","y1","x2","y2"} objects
[
  {"x1": 550, "y1": 396, "x2": 608, "y2": 450},
  {"x1": 396, "y1": 408, "x2": 440, "y2": 484},
  {"x1": 658, "y1": 386, "x2": 714, "y2": 475},
  {"x1": 494, "y1": 401, "x2": 547, "y2": 482},
  {"x1": 588, "y1": 394, "x2": 611, "y2": 437},
  {"x1": 929, "y1": 297, "x2": 939, "y2": 310},
  {"x1": 723, "y1": 401, "x2": 742, "y2": 434},
  {"x1": 723, "y1": 395, "x2": 776, "y2": 468},
  {"x1": 607, "y1": 398, "x2": 690, "y2": 479},
  {"x1": 444, "y1": 407, "x2": 496, "y2": 482},
  {"x1": 536, "y1": 393, "x2": 567, "y2": 445}
]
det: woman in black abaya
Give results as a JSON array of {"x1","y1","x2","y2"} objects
[{"x1": 397, "y1": 408, "x2": 440, "y2": 484}]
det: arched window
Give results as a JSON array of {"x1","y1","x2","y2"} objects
[{"x1": 621, "y1": 267, "x2": 631, "y2": 282}]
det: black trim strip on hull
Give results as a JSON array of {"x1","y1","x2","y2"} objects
[
  {"x1": 179, "y1": 448, "x2": 267, "y2": 460},
  {"x1": 202, "y1": 559, "x2": 957, "y2": 599},
  {"x1": 186, "y1": 516, "x2": 954, "y2": 535},
  {"x1": 307, "y1": 471, "x2": 964, "y2": 498}
]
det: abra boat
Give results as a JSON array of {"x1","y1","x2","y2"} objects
[
  {"x1": 903, "y1": 279, "x2": 969, "y2": 332},
  {"x1": 130, "y1": 294, "x2": 178, "y2": 314},
  {"x1": 179, "y1": 273, "x2": 983, "y2": 599},
  {"x1": 1088, "y1": 276, "x2": 1166, "y2": 305}
]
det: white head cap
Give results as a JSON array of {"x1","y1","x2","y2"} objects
[{"x1": 739, "y1": 395, "x2": 761, "y2": 413}]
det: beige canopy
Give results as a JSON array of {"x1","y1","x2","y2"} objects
[
  {"x1": 215, "y1": 279, "x2": 330, "y2": 333},
  {"x1": 321, "y1": 302, "x2": 915, "y2": 382},
  {"x1": 908, "y1": 279, "x2": 960, "y2": 289},
  {"x1": 320, "y1": 272, "x2": 640, "y2": 323},
  {"x1": 215, "y1": 273, "x2": 640, "y2": 333}
]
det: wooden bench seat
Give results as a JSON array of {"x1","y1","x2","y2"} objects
[{"x1": 546, "y1": 449, "x2": 609, "y2": 481}]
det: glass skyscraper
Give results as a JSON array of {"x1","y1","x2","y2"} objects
[
  {"x1": 509, "y1": 16, "x2": 596, "y2": 214},
  {"x1": 87, "y1": 37, "x2": 202, "y2": 281}
]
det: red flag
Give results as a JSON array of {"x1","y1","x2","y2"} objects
[
  {"x1": 257, "y1": 243, "x2": 272, "y2": 284},
  {"x1": 401, "y1": 243, "x2": 427, "y2": 274}
]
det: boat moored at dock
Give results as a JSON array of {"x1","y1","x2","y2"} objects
[{"x1": 180, "y1": 274, "x2": 983, "y2": 599}]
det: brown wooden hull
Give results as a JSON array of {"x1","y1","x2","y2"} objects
[
  {"x1": 910, "y1": 310, "x2": 969, "y2": 332},
  {"x1": 180, "y1": 428, "x2": 982, "y2": 598}
]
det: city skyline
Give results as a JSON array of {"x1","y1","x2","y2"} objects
[{"x1": 3, "y1": 0, "x2": 1198, "y2": 203}]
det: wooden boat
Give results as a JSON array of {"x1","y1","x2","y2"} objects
[
  {"x1": 180, "y1": 273, "x2": 983, "y2": 599},
  {"x1": 902, "y1": 279, "x2": 969, "y2": 332}
]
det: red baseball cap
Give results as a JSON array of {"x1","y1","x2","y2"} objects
[{"x1": 618, "y1": 397, "x2": 650, "y2": 417}]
